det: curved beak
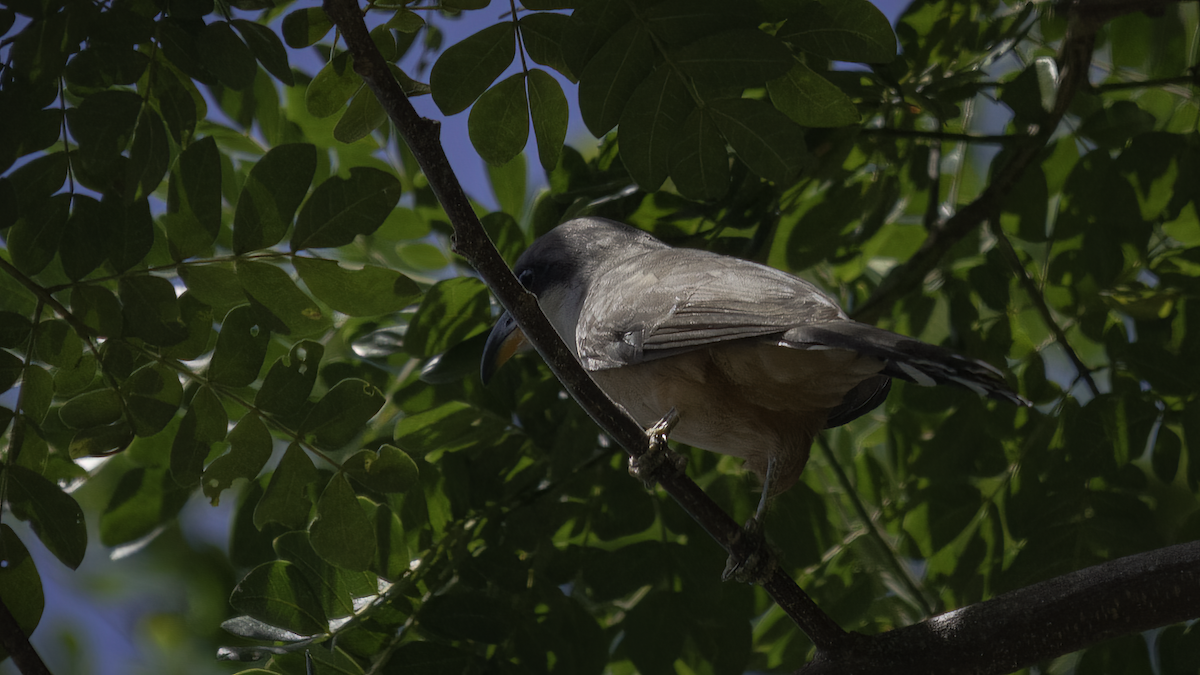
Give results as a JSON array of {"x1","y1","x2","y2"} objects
[{"x1": 480, "y1": 311, "x2": 530, "y2": 384}]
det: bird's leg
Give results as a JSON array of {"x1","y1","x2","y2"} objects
[
  {"x1": 722, "y1": 456, "x2": 778, "y2": 584},
  {"x1": 628, "y1": 407, "x2": 687, "y2": 489}
]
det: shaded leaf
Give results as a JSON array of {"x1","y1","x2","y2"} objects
[
  {"x1": 255, "y1": 341, "x2": 322, "y2": 420},
  {"x1": 430, "y1": 22, "x2": 515, "y2": 115},
  {"x1": 767, "y1": 62, "x2": 860, "y2": 127},
  {"x1": 670, "y1": 108, "x2": 728, "y2": 200},
  {"x1": 203, "y1": 413, "x2": 273, "y2": 506},
  {"x1": 310, "y1": 472, "x2": 375, "y2": 571},
  {"x1": 306, "y1": 51, "x2": 361, "y2": 119},
  {"x1": 578, "y1": 21, "x2": 655, "y2": 137},
  {"x1": 300, "y1": 379, "x2": 385, "y2": 449},
  {"x1": 708, "y1": 98, "x2": 809, "y2": 185},
  {"x1": 343, "y1": 445, "x2": 419, "y2": 494},
  {"x1": 233, "y1": 143, "x2": 317, "y2": 254},
  {"x1": 236, "y1": 260, "x2": 332, "y2": 337},
  {"x1": 291, "y1": 167, "x2": 402, "y2": 250},
  {"x1": 0, "y1": 524, "x2": 45, "y2": 662},
  {"x1": 232, "y1": 19, "x2": 293, "y2": 86},
  {"x1": 253, "y1": 443, "x2": 319, "y2": 531},
  {"x1": 619, "y1": 64, "x2": 694, "y2": 191},
  {"x1": 778, "y1": 0, "x2": 896, "y2": 63},
  {"x1": 198, "y1": 21, "x2": 256, "y2": 91},
  {"x1": 673, "y1": 28, "x2": 792, "y2": 87},
  {"x1": 293, "y1": 257, "x2": 421, "y2": 317},
  {"x1": 208, "y1": 305, "x2": 271, "y2": 387},
  {"x1": 4, "y1": 465, "x2": 88, "y2": 569},
  {"x1": 403, "y1": 277, "x2": 492, "y2": 357},
  {"x1": 229, "y1": 561, "x2": 327, "y2": 636},
  {"x1": 527, "y1": 68, "x2": 568, "y2": 173},
  {"x1": 282, "y1": 7, "x2": 332, "y2": 49},
  {"x1": 170, "y1": 385, "x2": 228, "y2": 487},
  {"x1": 468, "y1": 73, "x2": 530, "y2": 166},
  {"x1": 333, "y1": 86, "x2": 387, "y2": 143}
]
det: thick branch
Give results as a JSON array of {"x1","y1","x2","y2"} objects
[
  {"x1": 852, "y1": 0, "x2": 1185, "y2": 323},
  {"x1": 798, "y1": 540, "x2": 1200, "y2": 675},
  {"x1": 320, "y1": 0, "x2": 848, "y2": 652}
]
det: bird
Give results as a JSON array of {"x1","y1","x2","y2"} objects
[{"x1": 481, "y1": 217, "x2": 1029, "y2": 524}]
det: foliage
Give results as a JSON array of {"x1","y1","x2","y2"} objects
[{"x1": 1, "y1": 0, "x2": 1199, "y2": 673}]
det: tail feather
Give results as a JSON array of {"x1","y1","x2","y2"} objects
[{"x1": 783, "y1": 322, "x2": 1031, "y2": 408}]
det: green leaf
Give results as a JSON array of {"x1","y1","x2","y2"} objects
[
  {"x1": 60, "y1": 196, "x2": 110, "y2": 281},
  {"x1": 254, "y1": 443, "x2": 318, "y2": 531},
  {"x1": 99, "y1": 464, "x2": 189, "y2": 545},
  {"x1": 468, "y1": 73, "x2": 530, "y2": 166},
  {"x1": 232, "y1": 19, "x2": 293, "y2": 86},
  {"x1": 52, "y1": 352, "x2": 97, "y2": 398},
  {"x1": 767, "y1": 62, "x2": 860, "y2": 127},
  {"x1": 59, "y1": 388, "x2": 123, "y2": 430},
  {"x1": 528, "y1": 69, "x2": 568, "y2": 173},
  {"x1": 0, "y1": 350, "x2": 22, "y2": 395},
  {"x1": 1078, "y1": 101, "x2": 1157, "y2": 150},
  {"x1": 119, "y1": 274, "x2": 189, "y2": 346},
  {"x1": 150, "y1": 62, "x2": 199, "y2": 144},
  {"x1": 486, "y1": 153, "x2": 526, "y2": 218},
  {"x1": 670, "y1": 108, "x2": 728, "y2": 200},
  {"x1": 69, "y1": 421, "x2": 135, "y2": 458},
  {"x1": 203, "y1": 413, "x2": 272, "y2": 505},
  {"x1": 197, "y1": 21, "x2": 257, "y2": 91},
  {"x1": 0, "y1": 312, "x2": 33, "y2": 348},
  {"x1": 236, "y1": 260, "x2": 333, "y2": 337},
  {"x1": 282, "y1": 7, "x2": 332, "y2": 49},
  {"x1": 165, "y1": 136, "x2": 222, "y2": 260},
  {"x1": 306, "y1": 51, "x2": 361, "y2": 119},
  {"x1": 430, "y1": 22, "x2": 515, "y2": 115},
  {"x1": 208, "y1": 305, "x2": 271, "y2": 387},
  {"x1": 480, "y1": 212, "x2": 526, "y2": 266},
  {"x1": 233, "y1": 143, "x2": 317, "y2": 254},
  {"x1": 561, "y1": 0, "x2": 634, "y2": 78},
  {"x1": 106, "y1": 197, "x2": 155, "y2": 274},
  {"x1": 33, "y1": 319, "x2": 82, "y2": 368},
  {"x1": 229, "y1": 561, "x2": 327, "y2": 636},
  {"x1": 70, "y1": 285, "x2": 122, "y2": 340},
  {"x1": 7, "y1": 193, "x2": 69, "y2": 275},
  {"x1": 4, "y1": 464, "x2": 88, "y2": 570},
  {"x1": 300, "y1": 379, "x2": 385, "y2": 449},
  {"x1": 121, "y1": 363, "x2": 183, "y2": 437},
  {"x1": 619, "y1": 64, "x2": 695, "y2": 191},
  {"x1": 254, "y1": 341, "x2": 322, "y2": 420},
  {"x1": 673, "y1": 29, "x2": 792, "y2": 87},
  {"x1": 365, "y1": 502, "x2": 409, "y2": 580},
  {"x1": 170, "y1": 385, "x2": 227, "y2": 487},
  {"x1": 4, "y1": 152, "x2": 67, "y2": 211},
  {"x1": 293, "y1": 257, "x2": 421, "y2": 317},
  {"x1": 708, "y1": 98, "x2": 809, "y2": 184},
  {"x1": 333, "y1": 86, "x2": 387, "y2": 144},
  {"x1": 67, "y1": 91, "x2": 142, "y2": 177},
  {"x1": 777, "y1": 0, "x2": 897, "y2": 63},
  {"x1": 161, "y1": 292, "x2": 216, "y2": 361},
  {"x1": 272, "y1": 530, "x2": 373, "y2": 621},
  {"x1": 126, "y1": 107, "x2": 171, "y2": 202},
  {"x1": 519, "y1": 12, "x2": 575, "y2": 82},
  {"x1": 19, "y1": 364, "x2": 53, "y2": 426},
  {"x1": 309, "y1": 472, "x2": 375, "y2": 571},
  {"x1": 578, "y1": 22, "x2": 655, "y2": 136},
  {"x1": 343, "y1": 445, "x2": 418, "y2": 494},
  {"x1": 179, "y1": 262, "x2": 246, "y2": 317},
  {"x1": 0, "y1": 524, "x2": 45, "y2": 662},
  {"x1": 394, "y1": 400, "x2": 513, "y2": 456},
  {"x1": 403, "y1": 277, "x2": 492, "y2": 357},
  {"x1": 291, "y1": 167, "x2": 403, "y2": 250}
]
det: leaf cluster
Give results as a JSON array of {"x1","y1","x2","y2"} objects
[{"x1": 1, "y1": 0, "x2": 1200, "y2": 674}]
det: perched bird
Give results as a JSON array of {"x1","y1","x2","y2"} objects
[{"x1": 482, "y1": 217, "x2": 1028, "y2": 521}]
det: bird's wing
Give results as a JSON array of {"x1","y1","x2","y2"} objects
[{"x1": 577, "y1": 249, "x2": 847, "y2": 370}]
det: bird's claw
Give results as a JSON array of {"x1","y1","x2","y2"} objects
[
  {"x1": 628, "y1": 408, "x2": 686, "y2": 489},
  {"x1": 722, "y1": 517, "x2": 778, "y2": 585}
]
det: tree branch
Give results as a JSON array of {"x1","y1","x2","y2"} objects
[
  {"x1": 797, "y1": 540, "x2": 1200, "y2": 675},
  {"x1": 320, "y1": 0, "x2": 850, "y2": 653},
  {"x1": 0, "y1": 595, "x2": 53, "y2": 675},
  {"x1": 851, "y1": 0, "x2": 1185, "y2": 324}
]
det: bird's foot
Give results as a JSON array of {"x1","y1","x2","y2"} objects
[
  {"x1": 722, "y1": 516, "x2": 778, "y2": 585},
  {"x1": 628, "y1": 408, "x2": 686, "y2": 489}
]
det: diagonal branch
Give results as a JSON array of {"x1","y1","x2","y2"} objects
[{"x1": 320, "y1": 0, "x2": 850, "y2": 653}]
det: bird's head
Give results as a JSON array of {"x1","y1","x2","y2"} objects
[{"x1": 480, "y1": 218, "x2": 665, "y2": 383}]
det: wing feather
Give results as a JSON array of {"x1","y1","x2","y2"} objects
[{"x1": 577, "y1": 249, "x2": 846, "y2": 369}]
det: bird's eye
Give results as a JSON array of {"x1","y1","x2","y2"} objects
[{"x1": 517, "y1": 269, "x2": 535, "y2": 288}]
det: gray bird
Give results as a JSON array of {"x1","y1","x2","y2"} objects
[{"x1": 482, "y1": 217, "x2": 1028, "y2": 522}]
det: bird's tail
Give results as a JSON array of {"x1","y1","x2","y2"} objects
[{"x1": 783, "y1": 322, "x2": 1030, "y2": 407}]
